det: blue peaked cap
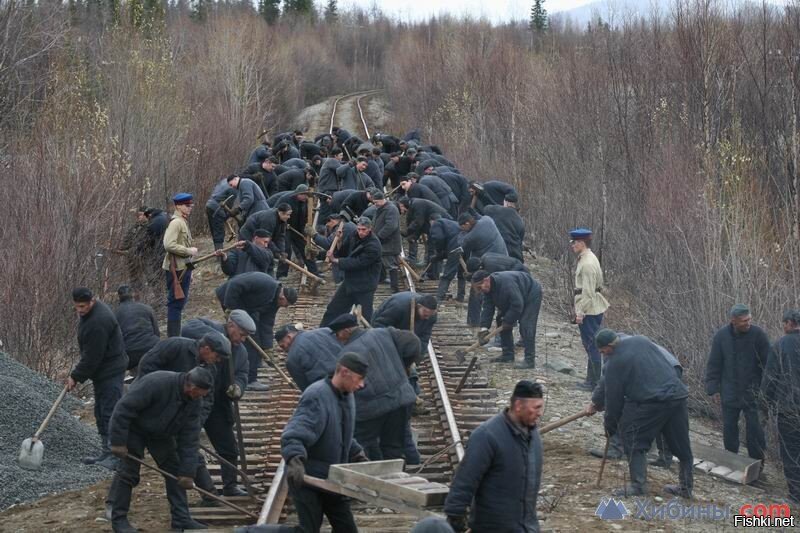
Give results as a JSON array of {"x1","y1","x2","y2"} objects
[{"x1": 569, "y1": 228, "x2": 592, "y2": 240}]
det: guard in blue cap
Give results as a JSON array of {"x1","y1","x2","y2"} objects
[
  {"x1": 162, "y1": 193, "x2": 197, "y2": 337},
  {"x1": 569, "y1": 227, "x2": 609, "y2": 391}
]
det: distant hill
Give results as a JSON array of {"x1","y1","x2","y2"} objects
[{"x1": 551, "y1": 0, "x2": 786, "y2": 28}]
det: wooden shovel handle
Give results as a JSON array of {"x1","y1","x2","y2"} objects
[
  {"x1": 34, "y1": 386, "x2": 69, "y2": 439},
  {"x1": 539, "y1": 411, "x2": 588, "y2": 435}
]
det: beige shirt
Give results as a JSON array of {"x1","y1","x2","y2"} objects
[
  {"x1": 161, "y1": 214, "x2": 193, "y2": 271},
  {"x1": 574, "y1": 249, "x2": 609, "y2": 317}
]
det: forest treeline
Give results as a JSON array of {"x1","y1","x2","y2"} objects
[{"x1": 2, "y1": 0, "x2": 799, "y2": 426}]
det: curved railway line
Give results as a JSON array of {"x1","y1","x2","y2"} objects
[{"x1": 190, "y1": 91, "x2": 498, "y2": 530}]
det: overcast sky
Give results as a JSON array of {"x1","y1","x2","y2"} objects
[{"x1": 338, "y1": 0, "x2": 791, "y2": 24}]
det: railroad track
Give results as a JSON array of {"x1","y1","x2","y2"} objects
[{"x1": 191, "y1": 91, "x2": 499, "y2": 530}]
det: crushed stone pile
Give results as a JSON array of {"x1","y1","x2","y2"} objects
[{"x1": 0, "y1": 352, "x2": 111, "y2": 510}]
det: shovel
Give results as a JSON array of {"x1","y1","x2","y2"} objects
[
  {"x1": 19, "y1": 385, "x2": 69, "y2": 470},
  {"x1": 454, "y1": 325, "x2": 504, "y2": 363}
]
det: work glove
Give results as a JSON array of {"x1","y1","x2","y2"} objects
[
  {"x1": 287, "y1": 456, "x2": 306, "y2": 489},
  {"x1": 446, "y1": 515, "x2": 467, "y2": 533},
  {"x1": 352, "y1": 451, "x2": 370, "y2": 463},
  {"x1": 279, "y1": 252, "x2": 288, "y2": 262},
  {"x1": 226, "y1": 384, "x2": 243, "y2": 400},
  {"x1": 110, "y1": 445, "x2": 128, "y2": 459},
  {"x1": 177, "y1": 476, "x2": 194, "y2": 490},
  {"x1": 477, "y1": 328, "x2": 491, "y2": 346}
]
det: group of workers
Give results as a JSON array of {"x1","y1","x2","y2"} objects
[{"x1": 60, "y1": 124, "x2": 800, "y2": 533}]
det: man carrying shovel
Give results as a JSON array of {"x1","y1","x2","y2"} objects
[{"x1": 67, "y1": 287, "x2": 128, "y2": 470}]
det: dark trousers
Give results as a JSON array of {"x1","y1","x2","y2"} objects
[
  {"x1": 204, "y1": 406, "x2": 239, "y2": 490},
  {"x1": 165, "y1": 269, "x2": 192, "y2": 322},
  {"x1": 579, "y1": 313, "x2": 604, "y2": 365},
  {"x1": 320, "y1": 284, "x2": 375, "y2": 326},
  {"x1": 108, "y1": 431, "x2": 192, "y2": 527},
  {"x1": 126, "y1": 348, "x2": 150, "y2": 371},
  {"x1": 722, "y1": 405, "x2": 766, "y2": 461},
  {"x1": 508, "y1": 245, "x2": 524, "y2": 263},
  {"x1": 778, "y1": 412, "x2": 800, "y2": 503},
  {"x1": 467, "y1": 288, "x2": 482, "y2": 326},
  {"x1": 206, "y1": 207, "x2": 228, "y2": 250},
  {"x1": 436, "y1": 255, "x2": 465, "y2": 301},
  {"x1": 289, "y1": 484, "x2": 357, "y2": 533},
  {"x1": 277, "y1": 236, "x2": 319, "y2": 278},
  {"x1": 355, "y1": 406, "x2": 408, "y2": 461},
  {"x1": 619, "y1": 398, "x2": 693, "y2": 493},
  {"x1": 94, "y1": 373, "x2": 124, "y2": 449},
  {"x1": 505, "y1": 285, "x2": 542, "y2": 363},
  {"x1": 246, "y1": 309, "x2": 276, "y2": 382},
  {"x1": 404, "y1": 402, "x2": 421, "y2": 465}
]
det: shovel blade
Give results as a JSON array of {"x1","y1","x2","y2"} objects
[{"x1": 18, "y1": 438, "x2": 44, "y2": 470}]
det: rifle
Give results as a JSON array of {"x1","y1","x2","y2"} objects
[{"x1": 169, "y1": 256, "x2": 185, "y2": 300}]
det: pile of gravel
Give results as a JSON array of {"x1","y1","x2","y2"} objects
[{"x1": 0, "y1": 352, "x2": 111, "y2": 510}]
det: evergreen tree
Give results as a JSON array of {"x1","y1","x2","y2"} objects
[
  {"x1": 191, "y1": 0, "x2": 208, "y2": 22},
  {"x1": 530, "y1": 0, "x2": 548, "y2": 33},
  {"x1": 259, "y1": 0, "x2": 281, "y2": 24},
  {"x1": 283, "y1": 0, "x2": 314, "y2": 19},
  {"x1": 324, "y1": 0, "x2": 338, "y2": 23}
]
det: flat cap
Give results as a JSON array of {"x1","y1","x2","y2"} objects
[
  {"x1": 512, "y1": 379, "x2": 543, "y2": 399},
  {"x1": 254, "y1": 229, "x2": 271, "y2": 238},
  {"x1": 328, "y1": 313, "x2": 358, "y2": 332},
  {"x1": 338, "y1": 352, "x2": 369, "y2": 376},
  {"x1": 569, "y1": 227, "x2": 592, "y2": 240},
  {"x1": 326, "y1": 213, "x2": 343, "y2": 222},
  {"x1": 201, "y1": 331, "x2": 231, "y2": 358},
  {"x1": 471, "y1": 270, "x2": 490, "y2": 284},
  {"x1": 356, "y1": 217, "x2": 372, "y2": 228},
  {"x1": 371, "y1": 190, "x2": 385, "y2": 200},
  {"x1": 783, "y1": 309, "x2": 800, "y2": 323},
  {"x1": 465, "y1": 257, "x2": 481, "y2": 273},
  {"x1": 228, "y1": 309, "x2": 257, "y2": 335},
  {"x1": 417, "y1": 295, "x2": 438, "y2": 310},
  {"x1": 274, "y1": 324, "x2": 298, "y2": 343},
  {"x1": 72, "y1": 287, "x2": 93, "y2": 302},
  {"x1": 186, "y1": 366, "x2": 215, "y2": 390},
  {"x1": 505, "y1": 192, "x2": 519, "y2": 203},
  {"x1": 173, "y1": 192, "x2": 193, "y2": 205},
  {"x1": 595, "y1": 328, "x2": 619, "y2": 349},
  {"x1": 282, "y1": 286, "x2": 298, "y2": 305},
  {"x1": 729, "y1": 303, "x2": 750, "y2": 318},
  {"x1": 457, "y1": 213, "x2": 474, "y2": 225},
  {"x1": 294, "y1": 184, "x2": 309, "y2": 193}
]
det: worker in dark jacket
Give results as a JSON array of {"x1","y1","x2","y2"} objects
[
  {"x1": 238, "y1": 205, "x2": 291, "y2": 258},
  {"x1": 182, "y1": 311, "x2": 254, "y2": 498},
  {"x1": 444, "y1": 380, "x2": 544, "y2": 533},
  {"x1": 484, "y1": 193, "x2": 525, "y2": 262},
  {"x1": 115, "y1": 285, "x2": 159, "y2": 373},
  {"x1": 247, "y1": 157, "x2": 279, "y2": 199},
  {"x1": 437, "y1": 171, "x2": 471, "y2": 214},
  {"x1": 398, "y1": 197, "x2": 451, "y2": 264},
  {"x1": 762, "y1": 309, "x2": 800, "y2": 503},
  {"x1": 595, "y1": 330, "x2": 693, "y2": 498},
  {"x1": 465, "y1": 253, "x2": 528, "y2": 275},
  {"x1": 429, "y1": 216, "x2": 466, "y2": 302},
  {"x1": 704, "y1": 304, "x2": 770, "y2": 463},
  {"x1": 228, "y1": 175, "x2": 269, "y2": 221},
  {"x1": 67, "y1": 287, "x2": 128, "y2": 469},
  {"x1": 275, "y1": 185, "x2": 319, "y2": 279},
  {"x1": 144, "y1": 207, "x2": 169, "y2": 283},
  {"x1": 341, "y1": 189, "x2": 374, "y2": 218},
  {"x1": 373, "y1": 292, "x2": 438, "y2": 348},
  {"x1": 312, "y1": 214, "x2": 357, "y2": 284},
  {"x1": 318, "y1": 151, "x2": 344, "y2": 195},
  {"x1": 205, "y1": 177, "x2": 237, "y2": 250},
  {"x1": 458, "y1": 213, "x2": 508, "y2": 260},
  {"x1": 474, "y1": 270, "x2": 542, "y2": 369},
  {"x1": 277, "y1": 167, "x2": 312, "y2": 193},
  {"x1": 420, "y1": 174, "x2": 458, "y2": 217},
  {"x1": 217, "y1": 232, "x2": 274, "y2": 278},
  {"x1": 106, "y1": 367, "x2": 213, "y2": 532},
  {"x1": 282, "y1": 352, "x2": 369, "y2": 533},
  {"x1": 401, "y1": 174, "x2": 440, "y2": 205},
  {"x1": 483, "y1": 180, "x2": 517, "y2": 206},
  {"x1": 342, "y1": 325, "x2": 422, "y2": 460},
  {"x1": 276, "y1": 324, "x2": 342, "y2": 392},
  {"x1": 320, "y1": 217, "x2": 382, "y2": 326},
  {"x1": 372, "y1": 190, "x2": 402, "y2": 293},
  {"x1": 336, "y1": 157, "x2": 375, "y2": 191},
  {"x1": 216, "y1": 272, "x2": 298, "y2": 390}
]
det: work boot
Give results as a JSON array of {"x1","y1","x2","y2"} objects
[
  {"x1": 222, "y1": 485, "x2": 248, "y2": 497},
  {"x1": 171, "y1": 518, "x2": 208, "y2": 531},
  {"x1": 514, "y1": 359, "x2": 535, "y2": 369},
  {"x1": 167, "y1": 319, "x2": 181, "y2": 338},
  {"x1": 389, "y1": 270, "x2": 400, "y2": 294},
  {"x1": 663, "y1": 460, "x2": 693, "y2": 499},
  {"x1": 112, "y1": 518, "x2": 139, "y2": 533},
  {"x1": 490, "y1": 354, "x2": 514, "y2": 363},
  {"x1": 612, "y1": 484, "x2": 646, "y2": 497},
  {"x1": 97, "y1": 454, "x2": 120, "y2": 471},
  {"x1": 649, "y1": 456, "x2": 672, "y2": 469},
  {"x1": 110, "y1": 476, "x2": 137, "y2": 532},
  {"x1": 83, "y1": 450, "x2": 109, "y2": 465},
  {"x1": 590, "y1": 447, "x2": 623, "y2": 460},
  {"x1": 247, "y1": 380, "x2": 269, "y2": 392},
  {"x1": 195, "y1": 463, "x2": 220, "y2": 507}
]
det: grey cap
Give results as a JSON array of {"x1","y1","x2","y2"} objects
[
  {"x1": 370, "y1": 190, "x2": 385, "y2": 200},
  {"x1": 729, "y1": 304, "x2": 750, "y2": 318},
  {"x1": 201, "y1": 331, "x2": 231, "y2": 358},
  {"x1": 471, "y1": 270, "x2": 490, "y2": 284},
  {"x1": 356, "y1": 217, "x2": 373, "y2": 228},
  {"x1": 275, "y1": 324, "x2": 298, "y2": 343},
  {"x1": 186, "y1": 366, "x2": 215, "y2": 390},
  {"x1": 229, "y1": 309, "x2": 257, "y2": 335},
  {"x1": 295, "y1": 184, "x2": 310, "y2": 193},
  {"x1": 783, "y1": 309, "x2": 800, "y2": 323},
  {"x1": 595, "y1": 328, "x2": 619, "y2": 349}
]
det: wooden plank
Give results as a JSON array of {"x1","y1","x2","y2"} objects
[
  {"x1": 329, "y1": 459, "x2": 404, "y2": 480},
  {"x1": 692, "y1": 442, "x2": 762, "y2": 485},
  {"x1": 329, "y1": 462, "x2": 448, "y2": 507}
]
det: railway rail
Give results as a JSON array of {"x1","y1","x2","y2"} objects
[{"x1": 190, "y1": 91, "x2": 499, "y2": 530}]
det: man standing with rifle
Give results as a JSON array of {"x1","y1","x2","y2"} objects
[{"x1": 163, "y1": 193, "x2": 197, "y2": 337}]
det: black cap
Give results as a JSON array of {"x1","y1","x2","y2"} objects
[
  {"x1": 254, "y1": 229, "x2": 271, "y2": 238},
  {"x1": 417, "y1": 295, "x2": 438, "y2": 310},
  {"x1": 186, "y1": 366, "x2": 215, "y2": 390},
  {"x1": 328, "y1": 313, "x2": 358, "y2": 332},
  {"x1": 471, "y1": 270, "x2": 490, "y2": 283},
  {"x1": 512, "y1": 380, "x2": 543, "y2": 399},
  {"x1": 275, "y1": 324, "x2": 298, "y2": 343},
  {"x1": 72, "y1": 287, "x2": 93, "y2": 302},
  {"x1": 281, "y1": 286, "x2": 298, "y2": 305},
  {"x1": 505, "y1": 192, "x2": 518, "y2": 203},
  {"x1": 200, "y1": 331, "x2": 231, "y2": 358},
  {"x1": 338, "y1": 352, "x2": 368, "y2": 376},
  {"x1": 783, "y1": 309, "x2": 800, "y2": 323},
  {"x1": 457, "y1": 213, "x2": 474, "y2": 225}
]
